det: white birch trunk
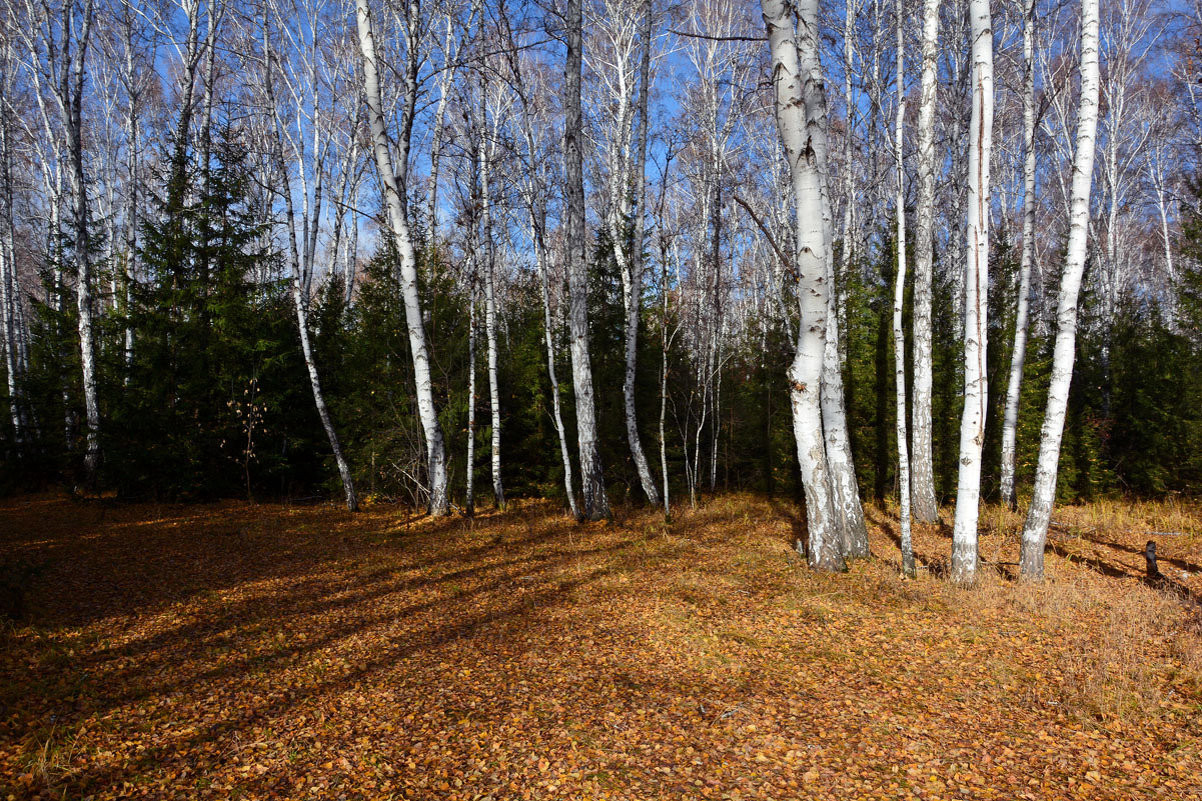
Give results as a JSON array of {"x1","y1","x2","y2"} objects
[
  {"x1": 122, "y1": 34, "x2": 138, "y2": 381},
  {"x1": 839, "y1": 0, "x2": 857, "y2": 288},
  {"x1": 479, "y1": 123, "x2": 504, "y2": 509},
  {"x1": 355, "y1": 0, "x2": 450, "y2": 514},
  {"x1": 819, "y1": 168, "x2": 869, "y2": 558},
  {"x1": 61, "y1": 0, "x2": 101, "y2": 483},
  {"x1": 287, "y1": 229, "x2": 359, "y2": 512},
  {"x1": 1020, "y1": 0, "x2": 1100, "y2": 580},
  {"x1": 565, "y1": 0, "x2": 610, "y2": 520},
  {"x1": 1, "y1": 237, "x2": 21, "y2": 447},
  {"x1": 950, "y1": 0, "x2": 994, "y2": 584},
  {"x1": 466, "y1": 266, "x2": 477, "y2": 516},
  {"x1": 0, "y1": 90, "x2": 23, "y2": 446},
  {"x1": 424, "y1": 12, "x2": 456, "y2": 245},
  {"x1": 762, "y1": 0, "x2": 844, "y2": 572},
  {"x1": 535, "y1": 226, "x2": 578, "y2": 519},
  {"x1": 621, "y1": 0, "x2": 660, "y2": 506},
  {"x1": 893, "y1": 0, "x2": 915, "y2": 577},
  {"x1": 504, "y1": 16, "x2": 579, "y2": 519},
  {"x1": 659, "y1": 239, "x2": 671, "y2": 520},
  {"x1": 262, "y1": 32, "x2": 358, "y2": 512},
  {"x1": 999, "y1": 0, "x2": 1038, "y2": 511},
  {"x1": 909, "y1": 0, "x2": 941, "y2": 523}
]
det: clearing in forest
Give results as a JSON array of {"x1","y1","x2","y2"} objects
[{"x1": 1, "y1": 494, "x2": 1201, "y2": 800}]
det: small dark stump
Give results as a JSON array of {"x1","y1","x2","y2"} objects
[{"x1": 1146, "y1": 540, "x2": 1161, "y2": 580}]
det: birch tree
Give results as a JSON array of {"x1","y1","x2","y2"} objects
[
  {"x1": 502, "y1": 17, "x2": 580, "y2": 518},
  {"x1": 1020, "y1": 0, "x2": 1100, "y2": 580},
  {"x1": 354, "y1": 0, "x2": 450, "y2": 515},
  {"x1": 950, "y1": 0, "x2": 994, "y2": 584},
  {"x1": 909, "y1": 0, "x2": 941, "y2": 523},
  {"x1": 818, "y1": 102, "x2": 868, "y2": 558},
  {"x1": 999, "y1": 0, "x2": 1038, "y2": 511},
  {"x1": 16, "y1": 0, "x2": 101, "y2": 482},
  {"x1": 477, "y1": 71, "x2": 508, "y2": 509},
  {"x1": 761, "y1": 0, "x2": 843, "y2": 572},
  {"x1": 589, "y1": 0, "x2": 660, "y2": 505},
  {"x1": 565, "y1": 0, "x2": 610, "y2": 520},
  {"x1": 260, "y1": 6, "x2": 358, "y2": 511},
  {"x1": 0, "y1": 41, "x2": 28, "y2": 447},
  {"x1": 892, "y1": 0, "x2": 915, "y2": 577}
]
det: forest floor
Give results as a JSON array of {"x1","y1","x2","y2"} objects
[{"x1": 1, "y1": 493, "x2": 1201, "y2": 800}]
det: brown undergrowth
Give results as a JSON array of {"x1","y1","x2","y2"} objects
[{"x1": 1, "y1": 492, "x2": 1200, "y2": 800}]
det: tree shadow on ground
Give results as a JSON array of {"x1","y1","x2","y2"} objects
[
  {"x1": 862, "y1": 507, "x2": 952, "y2": 578},
  {"x1": 0, "y1": 494, "x2": 779, "y2": 797}
]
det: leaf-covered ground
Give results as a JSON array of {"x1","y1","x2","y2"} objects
[{"x1": 2, "y1": 493, "x2": 1201, "y2": 800}]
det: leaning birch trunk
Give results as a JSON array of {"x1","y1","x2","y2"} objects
[
  {"x1": 893, "y1": 0, "x2": 915, "y2": 578},
  {"x1": 1020, "y1": 0, "x2": 1100, "y2": 580},
  {"x1": 762, "y1": 0, "x2": 843, "y2": 572},
  {"x1": 999, "y1": 0, "x2": 1037, "y2": 511},
  {"x1": 263, "y1": 39, "x2": 358, "y2": 512},
  {"x1": 909, "y1": 0, "x2": 941, "y2": 523},
  {"x1": 479, "y1": 129, "x2": 504, "y2": 509},
  {"x1": 619, "y1": 0, "x2": 661, "y2": 506},
  {"x1": 355, "y1": 0, "x2": 450, "y2": 514},
  {"x1": 565, "y1": 0, "x2": 610, "y2": 520},
  {"x1": 286, "y1": 225, "x2": 358, "y2": 512},
  {"x1": 951, "y1": 0, "x2": 994, "y2": 584},
  {"x1": 533, "y1": 222, "x2": 578, "y2": 519}
]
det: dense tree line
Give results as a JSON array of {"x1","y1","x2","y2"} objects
[{"x1": 2, "y1": 0, "x2": 1201, "y2": 580}]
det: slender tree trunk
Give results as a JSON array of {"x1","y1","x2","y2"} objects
[
  {"x1": 328, "y1": 133, "x2": 355, "y2": 291},
  {"x1": 1000, "y1": 0, "x2": 1038, "y2": 512},
  {"x1": 533, "y1": 219, "x2": 578, "y2": 519},
  {"x1": 660, "y1": 239, "x2": 671, "y2": 521},
  {"x1": 49, "y1": 172, "x2": 72, "y2": 452},
  {"x1": 839, "y1": 0, "x2": 858, "y2": 291},
  {"x1": 1152, "y1": 162, "x2": 1174, "y2": 315},
  {"x1": 565, "y1": 0, "x2": 609, "y2": 520},
  {"x1": 355, "y1": 0, "x2": 450, "y2": 514},
  {"x1": 425, "y1": 11, "x2": 457, "y2": 245},
  {"x1": 263, "y1": 33, "x2": 358, "y2": 512},
  {"x1": 0, "y1": 242, "x2": 21, "y2": 447},
  {"x1": 1020, "y1": 0, "x2": 1100, "y2": 580},
  {"x1": 466, "y1": 267, "x2": 477, "y2": 517},
  {"x1": 197, "y1": 0, "x2": 220, "y2": 198},
  {"x1": 950, "y1": 0, "x2": 994, "y2": 585},
  {"x1": 61, "y1": 0, "x2": 100, "y2": 484},
  {"x1": 620, "y1": 0, "x2": 660, "y2": 506},
  {"x1": 893, "y1": 0, "x2": 915, "y2": 578},
  {"x1": 909, "y1": 0, "x2": 941, "y2": 522},
  {"x1": 288, "y1": 241, "x2": 358, "y2": 512},
  {"x1": 479, "y1": 121, "x2": 504, "y2": 509},
  {"x1": 0, "y1": 87, "x2": 24, "y2": 446},
  {"x1": 762, "y1": 0, "x2": 844, "y2": 572},
  {"x1": 503, "y1": 12, "x2": 579, "y2": 519},
  {"x1": 122, "y1": 51, "x2": 138, "y2": 381},
  {"x1": 344, "y1": 149, "x2": 362, "y2": 307}
]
